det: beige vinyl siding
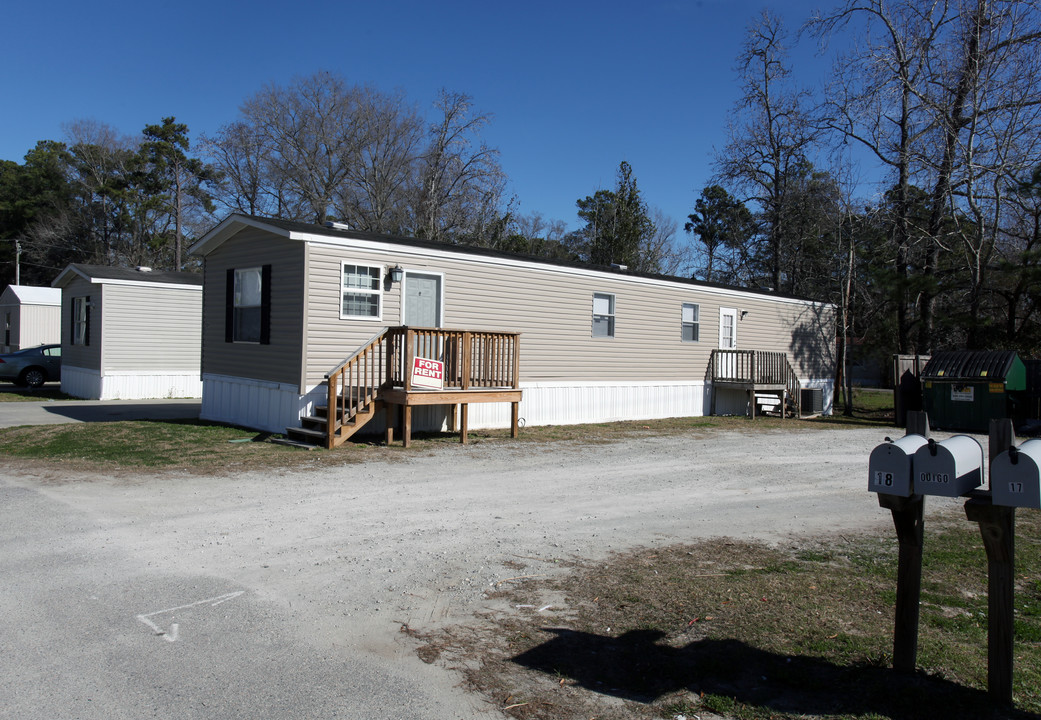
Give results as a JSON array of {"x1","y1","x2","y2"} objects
[
  {"x1": 100, "y1": 285, "x2": 201, "y2": 372},
  {"x1": 16, "y1": 304, "x2": 61, "y2": 349},
  {"x1": 714, "y1": 294, "x2": 837, "y2": 379},
  {"x1": 0, "y1": 301, "x2": 61, "y2": 350},
  {"x1": 302, "y1": 240, "x2": 835, "y2": 385},
  {"x1": 61, "y1": 276, "x2": 102, "y2": 370},
  {"x1": 201, "y1": 228, "x2": 305, "y2": 386},
  {"x1": 303, "y1": 243, "x2": 399, "y2": 385}
]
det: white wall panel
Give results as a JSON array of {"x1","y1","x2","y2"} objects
[
  {"x1": 61, "y1": 365, "x2": 102, "y2": 399},
  {"x1": 18, "y1": 305, "x2": 61, "y2": 349},
  {"x1": 201, "y1": 374, "x2": 309, "y2": 433},
  {"x1": 202, "y1": 375, "x2": 831, "y2": 438},
  {"x1": 96, "y1": 372, "x2": 202, "y2": 400}
]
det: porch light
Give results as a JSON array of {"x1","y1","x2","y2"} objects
[
  {"x1": 389, "y1": 265, "x2": 404, "y2": 284},
  {"x1": 740, "y1": 310, "x2": 749, "y2": 320}
]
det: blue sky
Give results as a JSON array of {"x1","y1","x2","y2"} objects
[{"x1": 1, "y1": 0, "x2": 840, "y2": 233}]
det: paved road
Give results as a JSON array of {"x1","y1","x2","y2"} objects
[{"x1": 0, "y1": 396, "x2": 201, "y2": 427}]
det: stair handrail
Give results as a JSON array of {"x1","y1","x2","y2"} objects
[
  {"x1": 325, "y1": 328, "x2": 391, "y2": 448},
  {"x1": 325, "y1": 327, "x2": 390, "y2": 380}
]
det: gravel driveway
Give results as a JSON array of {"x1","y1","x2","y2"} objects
[{"x1": 0, "y1": 425, "x2": 965, "y2": 719}]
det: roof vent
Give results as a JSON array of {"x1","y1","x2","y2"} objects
[
  {"x1": 610, "y1": 263, "x2": 628, "y2": 271},
  {"x1": 325, "y1": 221, "x2": 351, "y2": 231},
  {"x1": 136, "y1": 266, "x2": 153, "y2": 272}
]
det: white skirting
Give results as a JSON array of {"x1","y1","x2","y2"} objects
[
  {"x1": 465, "y1": 381, "x2": 710, "y2": 429},
  {"x1": 201, "y1": 376, "x2": 711, "y2": 434},
  {"x1": 201, "y1": 374, "x2": 318, "y2": 433},
  {"x1": 200, "y1": 375, "x2": 833, "y2": 436},
  {"x1": 61, "y1": 366, "x2": 102, "y2": 400},
  {"x1": 63, "y1": 366, "x2": 202, "y2": 400}
]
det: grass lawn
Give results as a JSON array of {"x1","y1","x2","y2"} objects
[
  {"x1": 0, "y1": 389, "x2": 897, "y2": 474},
  {"x1": 419, "y1": 511, "x2": 1041, "y2": 720},
  {"x1": 0, "y1": 385, "x2": 76, "y2": 402}
]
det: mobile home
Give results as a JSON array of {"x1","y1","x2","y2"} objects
[
  {"x1": 52, "y1": 264, "x2": 203, "y2": 400},
  {"x1": 190, "y1": 215, "x2": 836, "y2": 445},
  {"x1": 0, "y1": 285, "x2": 61, "y2": 353}
]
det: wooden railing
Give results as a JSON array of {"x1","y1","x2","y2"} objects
[
  {"x1": 325, "y1": 328, "x2": 391, "y2": 448},
  {"x1": 711, "y1": 349, "x2": 802, "y2": 416},
  {"x1": 322, "y1": 326, "x2": 520, "y2": 447},
  {"x1": 386, "y1": 327, "x2": 520, "y2": 390}
]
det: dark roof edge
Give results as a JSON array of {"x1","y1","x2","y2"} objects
[{"x1": 56, "y1": 263, "x2": 202, "y2": 287}]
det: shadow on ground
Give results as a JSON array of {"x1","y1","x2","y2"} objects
[
  {"x1": 39, "y1": 401, "x2": 201, "y2": 423},
  {"x1": 513, "y1": 629, "x2": 1038, "y2": 719}
]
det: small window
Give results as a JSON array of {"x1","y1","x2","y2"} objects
[
  {"x1": 233, "y1": 267, "x2": 263, "y2": 343},
  {"x1": 341, "y1": 264, "x2": 382, "y2": 319},
  {"x1": 72, "y1": 296, "x2": 90, "y2": 346},
  {"x1": 592, "y1": 293, "x2": 615, "y2": 337},
  {"x1": 681, "y1": 303, "x2": 700, "y2": 342}
]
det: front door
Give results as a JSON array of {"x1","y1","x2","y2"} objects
[
  {"x1": 717, "y1": 307, "x2": 739, "y2": 378},
  {"x1": 403, "y1": 272, "x2": 444, "y2": 363},
  {"x1": 403, "y1": 272, "x2": 443, "y2": 328},
  {"x1": 719, "y1": 307, "x2": 737, "y2": 350}
]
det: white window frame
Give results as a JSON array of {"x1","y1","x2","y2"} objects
[
  {"x1": 340, "y1": 262, "x2": 384, "y2": 321},
  {"x1": 233, "y1": 267, "x2": 263, "y2": 343},
  {"x1": 592, "y1": 292, "x2": 615, "y2": 338},
  {"x1": 72, "y1": 296, "x2": 89, "y2": 346},
  {"x1": 681, "y1": 303, "x2": 700, "y2": 343}
]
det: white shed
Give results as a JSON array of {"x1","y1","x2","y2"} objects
[
  {"x1": 0, "y1": 285, "x2": 62, "y2": 353},
  {"x1": 52, "y1": 264, "x2": 203, "y2": 400}
]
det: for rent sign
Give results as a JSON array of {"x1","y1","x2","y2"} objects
[{"x1": 411, "y1": 357, "x2": 444, "y2": 389}]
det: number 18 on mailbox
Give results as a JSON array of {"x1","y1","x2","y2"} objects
[{"x1": 869, "y1": 434, "x2": 929, "y2": 497}]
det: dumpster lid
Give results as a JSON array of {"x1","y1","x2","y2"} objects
[{"x1": 921, "y1": 350, "x2": 1019, "y2": 381}]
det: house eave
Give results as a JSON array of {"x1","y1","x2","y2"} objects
[{"x1": 190, "y1": 214, "x2": 300, "y2": 257}]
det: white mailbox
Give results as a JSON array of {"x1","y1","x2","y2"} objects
[
  {"x1": 911, "y1": 435, "x2": 984, "y2": 497},
  {"x1": 990, "y1": 438, "x2": 1041, "y2": 509},
  {"x1": 869, "y1": 434, "x2": 929, "y2": 496}
]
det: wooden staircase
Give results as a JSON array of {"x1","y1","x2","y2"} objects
[
  {"x1": 286, "y1": 326, "x2": 522, "y2": 449},
  {"x1": 287, "y1": 389, "x2": 384, "y2": 447}
]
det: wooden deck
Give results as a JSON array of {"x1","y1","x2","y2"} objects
[
  {"x1": 710, "y1": 349, "x2": 802, "y2": 419},
  {"x1": 288, "y1": 326, "x2": 522, "y2": 448},
  {"x1": 380, "y1": 387, "x2": 523, "y2": 447}
]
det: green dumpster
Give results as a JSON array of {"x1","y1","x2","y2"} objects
[{"x1": 920, "y1": 350, "x2": 1025, "y2": 432}]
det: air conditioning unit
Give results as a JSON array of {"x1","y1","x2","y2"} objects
[{"x1": 800, "y1": 387, "x2": 824, "y2": 414}]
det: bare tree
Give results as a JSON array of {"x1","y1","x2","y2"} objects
[
  {"x1": 415, "y1": 90, "x2": 506, "y2": 243},
  {"x1": 203, "y1": 121, "x2": 273, "y2": 217},
  {"x1": 335, "y1": 87, "x2": 423, "y2": 235},
  {"x1": 206, "y1": 77, "x2": 509, "y2": 244},
  {"x1": 234, "y1": 72, "x2": 366, "y2": 224},
  {"x1": 716, "y1": 10, "x2": 819, "y2": 293},
  {"x1": 811, "y1": 0, "x2": 1041, "y2": 351},
  {"x1": 642, "y1": 209, "x2": 692, "y2": 276}
]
